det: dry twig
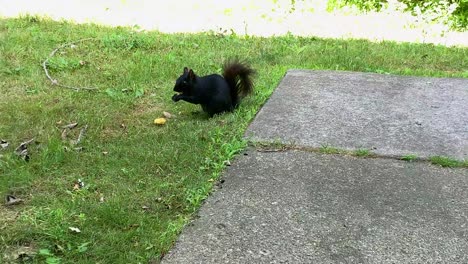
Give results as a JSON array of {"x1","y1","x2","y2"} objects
[
  {"x1": 61, "y1": 122, "x2": 79, "y2": 140},
  {"x1": 62, "y1": 122, "x2": 79, "y2": 129},
  {"x1": 42, "y1": 38, "x2": 98, "y2": 91},
  {"x1": 74, "y1": 125, "x2": 88, "y2": 145}
]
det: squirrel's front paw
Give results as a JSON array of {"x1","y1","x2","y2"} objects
[{"x1": 172, "y1": 94, "x2": 180, "y2": 102}]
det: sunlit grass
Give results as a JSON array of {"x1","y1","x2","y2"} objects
[{"x1": 1, "y1": 0, "x2": 467, "y2": 47}]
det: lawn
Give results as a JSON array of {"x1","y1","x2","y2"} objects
[{"x1": 0, "y1": 16, "x2": 467, "y2": 263}]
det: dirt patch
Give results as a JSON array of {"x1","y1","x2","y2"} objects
[
  {"x1": 2, "y1": 244, "x2": 38, "y2": 263},
  {"x1": 131, "y1": 99, "x2": 163, "y2": 118},
  {"x1": 0, "y1": 206, "x2": 19, "y2": 228},
  {"x1": 1, "y1": 206, "x2": 39, "y2": 263}
]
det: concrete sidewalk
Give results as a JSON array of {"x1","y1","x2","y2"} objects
[
  {"x1": 162, "y1": 71, "x2": 468, "y2": 263},
  {"x1": 246, "y1": 70, "x2": 468, "y2": 159}
]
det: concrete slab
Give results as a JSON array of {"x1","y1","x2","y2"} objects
[
  {"x1": 246, "y1": 70, "x2": 468, "y2": 159},
  {"x1": 162, "y1": 150, "x2": 468, "y2": 263}
]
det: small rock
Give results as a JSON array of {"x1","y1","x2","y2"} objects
[{"x1": 163, "y1": 111, "x2": 173, "y2": 119}]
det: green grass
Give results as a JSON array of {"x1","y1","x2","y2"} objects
[
  {"x1": 0, "y1": 16, "x2": 467, "y2": 263},
  {"x1": 353, "y1": 148, "x2": 371, "y2": 157},
  {"x1": 401, "y1": 154, "x2": 418, "y2": 161},
  {"x1": 319, "y1": 145, "x2": 342, "y2": 154},
  {"x1": 430, "y1": 156, "x2": 468, "y2": 168},
  {"x1": 319, "y1": 146, "x2": 372, "y2": 157}
]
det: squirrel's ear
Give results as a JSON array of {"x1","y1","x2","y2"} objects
[
  {"x1": 183, "y1": 67, "x2": 189, "y2": 74},
  {"x1": 188, "y1": 69, "x2": 195, "y2": 80}
]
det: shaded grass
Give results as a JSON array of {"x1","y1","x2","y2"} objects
[{"x1": 0, "y1": 16, "x2": 467, "y2": 263}]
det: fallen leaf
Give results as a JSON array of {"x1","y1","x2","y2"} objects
[
  {"x1": 102, "y1": 151, "x2": 109, "y2": 155},
  {"x1": 15, "y1": 138, "x2": 35, "y2": 153},
  {"x1": 99, "y1": 196, "x2": 105, "y2": 203},
  {"x1": 69, "y1": 226, "x2": 81, "y2": 233},
  {"x1": 154, "y1": 118, "x2": 166, "y2": 125},
  {"x1": 15, "y1": 139, "x2": 34, "y2": 162},
  {"x1": 73, "y1": 179, "x2": 84, "y2": 191},
  {"x1": 5, "y1": 195, "x2": 23, "y2": 206},
  {"x1": 20, "y1": 152, "x2": 29, "y2": 161},
  {"x1": 1, "y1": 139, "x2": 9, "y2": 149}
]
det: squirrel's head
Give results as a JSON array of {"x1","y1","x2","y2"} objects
[{"x1": 173, "y1": 67, "x2": 196, "y2": 94}]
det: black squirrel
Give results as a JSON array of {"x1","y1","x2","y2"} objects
[{"x1": 172, "y1": 60, "x2": 255, "y2": 117}]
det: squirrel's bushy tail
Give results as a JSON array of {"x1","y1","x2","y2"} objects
[{"x1": 222, "y1": 59, "x2": 255, "y2": 107}]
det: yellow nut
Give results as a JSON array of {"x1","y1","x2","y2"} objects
[{"x1": 154, "y1": 118, "x2": 167, "y2": 125}]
